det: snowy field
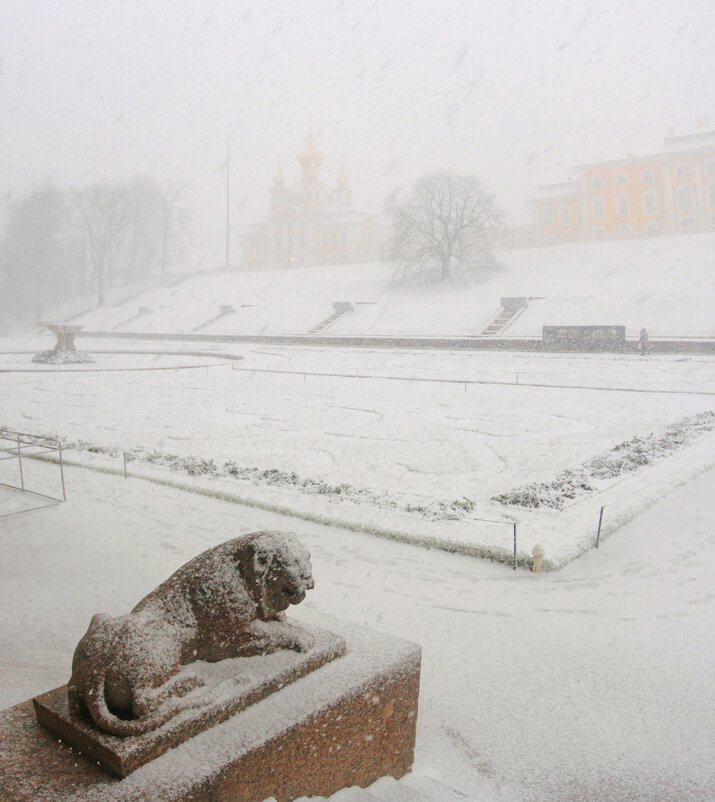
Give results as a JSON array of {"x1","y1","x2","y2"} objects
[
  {"x1": 1, "y1": 339, "x2": 713, "y2": 567},
  {"x1": 66, "y1": 233, "x2": 715, "y2": 339},
  {"x1": 1, "y1": 460, "x2": 713, "y2": 801}
]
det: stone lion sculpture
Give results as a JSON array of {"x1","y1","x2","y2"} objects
[{"x1": 68, "y1": 531, "x2": 315, "y2": 736}]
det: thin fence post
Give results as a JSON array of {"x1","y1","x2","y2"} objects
[
  {"x1": 595, "y1": 506, "x2": 605, "y2": 548},
  {"x1": 58, "y1": 441, "x2": 66, "y2": 501},
  {"x1": 17, "y1": 433, "x2": 24, "y2": 491},
  {"x1": 513, "y1": 523, "x2": 517, "y2": 570},
  {"x1": 516, "y1": 372, "x2": 519, "y2": 385},
  {"x1": 123, "y1": 451, "x2": 128, "y2": 479}
]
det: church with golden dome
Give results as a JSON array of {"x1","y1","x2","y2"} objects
[{"x1": 243, "y1": 132, "x2": 386, "y2": 270}]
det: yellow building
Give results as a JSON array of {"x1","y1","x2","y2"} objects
[
  {"x1": 528, "y1": 128, "x2": 715, "y2": 244},
  {"x1": 243, "y1": 133, "x2": 386, "y2": 270}
]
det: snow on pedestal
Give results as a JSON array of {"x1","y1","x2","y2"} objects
[
  {"x1": 1, "y1": 616, "x2": 420, "y2": 802},
  {"x1": 33, "y1": 324, "x2": 94, "y2": 364}
]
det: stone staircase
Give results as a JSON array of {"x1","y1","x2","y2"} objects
[
  {"x1": 111, "y1": 306, "x2": 152, "y2": 331},
  {"x1": 481, "y1": 297, "x2": 528, "y2": 336},
  {"x1": 192, "y1": 305, "x2": 236, "y2": 332},
  {"x1": 310, "y1": 302, "x2": 354, "y2": 334},
  {"x1": 287, "y1": 771, "x2": 479, "y2": 801}
]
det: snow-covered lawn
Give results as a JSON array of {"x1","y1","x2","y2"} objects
[
  {"x1": 1, "y1": 340, "x2": 713, "y2": 567},
  {"x1": 0, "y1": 349, "x2": 233, "y2": 372},
  {"x1": 1, "y1": 460, "x2": 712, "y2": 801}
]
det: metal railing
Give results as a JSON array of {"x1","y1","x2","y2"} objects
[{"x1": 0, "y1": 429, "x2": 66, "y2": 518}]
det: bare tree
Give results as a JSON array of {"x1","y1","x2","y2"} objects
[
  {"x1": 123, "y1": 175, "x2": 162, "y2": 286},
  {"x1": 73, "y1": 182, "x2": 130, "y2": 306},
  {"x1": 388, "y1": 173, "x2": 502, "y2": 283},
  {"x1": 157, "y1": 180, "x2": 192, "y2": 284}
]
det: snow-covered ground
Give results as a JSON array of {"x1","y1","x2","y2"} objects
[
  {"x1": 1, "y1": 460, "x2": 712, "y2": 801},
  {"x1": 1, "y1": 340, "x2": 713, "y2": 567},
  {"x1": 2, "y1": 238, "x2": 713, "y2": 798},
  {"x1": 67, "y1": 233, "x2": 715, "y2": 339}
]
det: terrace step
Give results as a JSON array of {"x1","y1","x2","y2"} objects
[
  {"x1": 310, "y1": 302, "x2": 354, "y2": 334},
  {"x1": 481, "y1": 297, "x2": 528, "y2": 335},
  {"x1": 192, "y1": 305, "x2": 236, "y2": 332},
  {"x1": 111, "y1": 306, "x2": 152, "y2": 331}
]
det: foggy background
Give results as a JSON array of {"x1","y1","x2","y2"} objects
[{"x1": 2, "y1": 0, "x2": 713, "y2": 268}]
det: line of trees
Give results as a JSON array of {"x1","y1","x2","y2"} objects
[{"x1": 0, "y1": 176, "x2": 192, "y2": 331}]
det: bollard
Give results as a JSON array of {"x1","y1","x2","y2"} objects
[
  {"x1": 595, "y1": 505, "x2": 605, "y2": 548},
  {"x1": 532, "y1": 544, "x2": 545, "y2": 572},
  {"x1": 123, "y1": 451, "x2": 128, "y2": 479},
  {"x1": 59, "y1": 441, "x2": 66, "y2": 501},
  {"x1": 17, "y1": 433, "x2": 25, "y2": 491}
]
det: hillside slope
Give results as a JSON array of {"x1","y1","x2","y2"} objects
[{"x1": 71, "y1": 233, "x2": 715, "y2": 338}]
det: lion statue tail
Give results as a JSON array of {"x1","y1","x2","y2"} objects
[{"x1": 83, "y1": 670, "x2": 184, "y2": 736}]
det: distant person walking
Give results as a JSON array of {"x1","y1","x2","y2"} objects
[{"x1": 639, "y1": 328, "x2": 649, "y2": 356}]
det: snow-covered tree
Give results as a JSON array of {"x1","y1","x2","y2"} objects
[
  {"x1": 157, "y1": 180, "x2": 192, "y2": 285},
  {"x1": 73, "y1": 182, "x2": 130, "y2": 306},
  {"x1": 388, "y1": 173, "x2": 502, "y2": 283}
]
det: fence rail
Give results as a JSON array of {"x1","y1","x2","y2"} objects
[{"x1": 0, "y1": 429, "x2": 66, "y2": 518}]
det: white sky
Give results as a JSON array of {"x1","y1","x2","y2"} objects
[{"x1": 1, "y1": 0, "x2": 713, "y2": 264}]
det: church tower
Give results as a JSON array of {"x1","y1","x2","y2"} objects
[
  {"x1": 243, "y1": 131, "x2": 386, "y2": 270},
  {"x1": 269, "y1": 162, "x2": 287, "y2": 214},
  {"x1": 297, "y1": 130, "x2": 324, "y2": 208},
  {"x1": 335, "y1": 162, "x2": 352, "y2": 208}
]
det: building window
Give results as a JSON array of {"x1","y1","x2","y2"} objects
[
  {"x1": 677, "y1": 165, "x2": 691, "y2": 180},
  {"x1": 646, "y1": 222, "x2": 659, "y2": 236},
  {"x1": 616, "y1": 172, "x2": 628, "y2": 186},
  {"x1": 619, "y1": 223, "x2": 632, "y2": 236},
  {"x1": 643, "y1": 190, "x2": 657, "y2": 215},
  {"x1": 708, "y1": 182, "x2": 715, "y2": 206},
  {"x1": 592, "y1": 196, "x2": 604, "y2": 218},
  {"x1": 559, "y1": 204, "x2": 571, "y2": 225},
  {"x1": 642, "y1": 169, "x2": 654, "y2": 183},
  {"x1": 591, "y1": 176, "x2": 602, "y2": 189},
  {"x1": 560, "y1": 232, "x2": 571, "y2": 242},
  {"x1": 543, "y1": 205, "x2": 554, "y2": 226},
  {"x1": 544, "y1": 233, "x2": 554, "y2": 242},
  {"x1": 678, "y1": 185, "x2": 694, "y2": 212},
  {"x1": 617, "y1": 193, "x2": 630, "y2": 216},
  {"x1": 576, "y1": 206, "x2": 581, "y2": 223},
  {"x1": 593, "y1": 227, "x2": 605, "y2": 239},
  {"x1": 680, "y1": 218, "x2": 695, "y2": 230}
]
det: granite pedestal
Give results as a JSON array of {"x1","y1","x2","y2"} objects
[{"x1": 0, "y1": 617, "x2": 421, "y2": 802}]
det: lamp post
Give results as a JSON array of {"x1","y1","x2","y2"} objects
[{"x1": 225, "y1": 138, "x2": 231, "y2": 270}]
